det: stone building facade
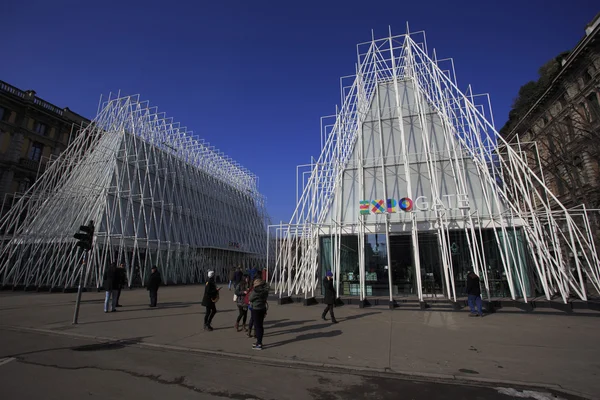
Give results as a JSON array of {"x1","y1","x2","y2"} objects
[
  {"x1": 0, "y1": 80, "x2": 89, "y2": 220},
  {"x1": 503, "y1": 15, "x2": 600, "y2": 238}
]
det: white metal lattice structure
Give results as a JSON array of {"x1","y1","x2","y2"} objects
[
  {"x1": 0, "y1": 94, "x2": 269, "y2": 289},
  {"x1": 271, "y1": 27, "x2": 600, "y2": 305}
]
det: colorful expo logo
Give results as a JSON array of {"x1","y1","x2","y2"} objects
[
  {"x1": 359, "y1": 195, "x2": 470, "y2": 215},
  {"x1": 360, "y1": 198, "x2": 413, "y2": 215}
]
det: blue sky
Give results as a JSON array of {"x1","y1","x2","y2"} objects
[{"x1": 1, "y1": 0, "x2": 598, "y2": 224}]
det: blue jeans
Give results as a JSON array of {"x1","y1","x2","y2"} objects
[
  {"x1": 468, "y1": 294, "x2": 482, "y2": 315},
  {"x1": 104, "y1": 290, "x2": 118, "y2": 312}
]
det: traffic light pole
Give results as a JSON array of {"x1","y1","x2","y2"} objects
[
  {"x1": 72, "y1": 220, "x2": 94, "y2": 325},
  {"x1": 72, "y1": 250, "x2": 89, "y2": 325}
]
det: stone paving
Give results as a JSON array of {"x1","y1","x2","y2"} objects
[{"x1": 1, "y1": 285, "x2": 599, "y2": 398}]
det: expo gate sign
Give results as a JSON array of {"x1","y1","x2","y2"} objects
[{"x1": 359, "y1": 194, "x2": 470, "y2": 215}]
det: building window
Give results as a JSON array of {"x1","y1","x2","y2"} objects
[
  {"x1": 586, "y1": 92, "x2": 600, "y2": 121},
  {"x1": 17, "y1": 179, "x2": 31, "y2": 193},
  {"x1": 580, "y1": 102, "x2": 591, "y2": 122},
  {"x1": 563, "y1": 116, "x2": 575, "y2": 138},
  {"x1": 558, "y1": 95, "x2": 568, "y2": 110},
  {"x1": 582, "y1": 70, "x2": 592, "y2": 85},
  {"x1": 555, "y1": 177, "x2": 565, "y2": 196},
  {"x1": 33, "y1": 121, "x2": 48, "y2": 136},
  {"x1": 573, "y1": 155, "x2": 587, "y2": 186},
  {"x1": 546, "y1": 134, "x2": 555, "y2": 153},
  {"x1": 0, "y1": 106, "x2": 9, "y2": 122},
  {"x1": 28, "y1": 142, "x2": 43, "y2": 162}
]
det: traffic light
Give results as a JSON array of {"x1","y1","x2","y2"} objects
[{"x1": 73, "y1": 220, "x2": 95, "y2": 251}]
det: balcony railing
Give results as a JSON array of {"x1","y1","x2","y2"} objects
[
  {"x1": 0, "y1": 81, "x2": 26, "y2": 99},
  {"x1": 33, "y1": 97, "x2": 64, "y2": 116},
  {"x1": 19, "y1": 157, "x2": 46, "y2": 172},
  {"x1": 1, "y1": 80, "x2": 64, "y2": 117}
]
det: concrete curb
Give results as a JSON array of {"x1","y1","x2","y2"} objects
[{"x1": 1, "y1": 324, "x2": 595, "y2": 400}]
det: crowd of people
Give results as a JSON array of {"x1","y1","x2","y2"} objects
[
  {"x1": 202, "y1": 266, "x2": 270, "y2": 350},
  {"x1": 102, "y1": 262, "x2": 485, "y2": 350}
]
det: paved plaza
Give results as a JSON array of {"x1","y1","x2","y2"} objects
[{"x1": 0, "y1": 285, "x2": 599, "y2": 399}]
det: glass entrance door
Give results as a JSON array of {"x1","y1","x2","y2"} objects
[
  {"x1": 418, "y1": 233, "x2": 444, "y2": 298},
  {"x1": 389, "y1": 235, "x2": 415, "y2": 297}
]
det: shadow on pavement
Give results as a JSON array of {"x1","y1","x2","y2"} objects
[
  {"x1": 2, "y1": 336, "x2": 151, "y2": 358},
  {"x1": 116, "y1": 301, "x2": 199, "y2": 311},
  {"x1": 262, "y1": 319, "x2": 288, "y2": 326},
  {"x1": 71, "y1": 336, "x2": 150, "y2": 352},
  {"x1": 80, "y1": 299, "x2": 105, "y2": 304},
  {"x1": 266, "y1": 312, "x2": 382, "y2": 338},
  {"x1": 265, "y1": 330, "x2": 342, "y2": 349},
  {"x1": 266, "y1": 322, "x2": 339, "y2": 337},
  {"x1": 268, "y1": 320, "x2": 314, "y2": 329},
  {"x1": 80, "y1": 311, "x2": 200, "y2": 325},
  {"x1": 341, "y1": 311, "x2": 382, "y2": 321}
]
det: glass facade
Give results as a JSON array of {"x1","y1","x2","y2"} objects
[{"x1": 319, "y1": 228, "x2": 534, "y2": 299}]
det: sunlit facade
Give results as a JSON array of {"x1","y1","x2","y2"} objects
[
  {"x1": 0, "y1": 95, "x2": 269, "y2": 289},
  {"x1": 270, "y1": 29, "x2": 600, "y2": 306}
]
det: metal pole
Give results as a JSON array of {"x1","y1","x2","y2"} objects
[
  {"x1": 266, "y1": 227, "x2": 270, "y2": 283},
  {"x1": 72, "y1": 251, "x2": 88, "y2": 325}
]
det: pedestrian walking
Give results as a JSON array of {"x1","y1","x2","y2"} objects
[
  {"x1": 103, "y1": 262, "x2": 119, "y2": 313},
  {"x1": 466, "y1": 270, "x2": 483, "y2": 317},
  {"x1": 115, "y1": 262, "x2": 127, "y2": 307},
  {"x1": 147, "y1": 266, "x2": 161, "y2": 308},
  {"x1": 234, "y1": 266, "x2": 243, "y2": 286},
  {"x1": 234, "y1": 274, "x2": 250, "y2": 331},
  {"x1": 245, "y1": 281, "x2": 255, "y2": 338},
  {"x1": 228, "y1": 268, "x2": 236, "y2": 291},
  {"x1": 322, "y1": 271, "x2": 338, "y2": 323},
  {"x1": 202, "y1": 270, "x2": 221, "y2": 331},
  {"x1": 249, "y1": 278, "x2": 270, "y2": 350}
]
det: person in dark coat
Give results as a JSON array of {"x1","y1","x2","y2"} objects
[
  {"x1": 322, "y1": 271, "x2": 338, "y2": 323},
  {"x1": 115, "y1": 262, "x2": 127, "y2": 307},
  {"x1": 147, "y1": 266, "x2": 161, "y2": 308},
  {"x1": 202, "y1": 270, "x2": 221, "y2": 331},
  {"x1": 466, "y1": 271, "x2": 483, "y2": 317},
  {"x1": 249, "y1": 278, "x2": 270, "y2": 350},
  {"x1": 234, "y1": 267, "x2": 243, "y2": 286},
  {"x1": 103, "y1": 262, "x2": 119, "y2": 313},
  {"x1": 228, "y1": 268, "x2": 236, "y2": 291},
  {"x1": 234, "y1": 274, "x2": 250, "y2": 332}
]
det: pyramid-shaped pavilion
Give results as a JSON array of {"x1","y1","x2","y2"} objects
[{"x1": 271, "y1": 29, "x2": 600, "y2": 305}]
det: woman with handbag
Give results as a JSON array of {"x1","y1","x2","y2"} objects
[
  {"x1": 202, "y1": 270, "x2": 221, "y2": 331},
  {"x1": 234, "y1": 274, "x2": 250, "y2": 331}
]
